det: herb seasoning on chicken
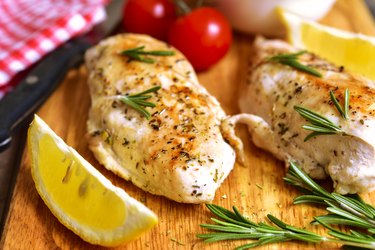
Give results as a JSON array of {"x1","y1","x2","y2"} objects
[
  {"x1": 230, "y1": 37, "x2": 375, "y2": 194},
  {"x1": 85, "y1": 34, "x2": 240, "y2": 203}
]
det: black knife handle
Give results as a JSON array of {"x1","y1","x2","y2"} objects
[{"x1": 0, "y1": 38, "x2": 91, "y2": 152}]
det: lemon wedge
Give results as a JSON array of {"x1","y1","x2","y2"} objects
[
  {"x1": 279, "y1": 9, "x2": 375, "y2": 80},
  {"x1": 28, "y1": 115, "x2": 158, "y2": 246}
]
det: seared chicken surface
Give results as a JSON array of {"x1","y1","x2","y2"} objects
[
  {"x1": 231, "y1": 37, "x2": 375, "y2": 194},
  {"x1": 85, "y1": 34, "x2": 238, "y2": 203}
]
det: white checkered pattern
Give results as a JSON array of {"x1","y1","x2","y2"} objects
[{"x1": 0, "y1": 0, "x2": 107, "y2": 96}]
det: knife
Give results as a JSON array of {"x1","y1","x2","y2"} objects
[
  {"x1": 0, "y1": 0, "x2": 125, "y2": 152},
  {"x1": 0, "y1": 0, "x2": 125, "y2": 236},
  {"x1": 365, "y1": 0, "x2": 375, "y2": 18}
]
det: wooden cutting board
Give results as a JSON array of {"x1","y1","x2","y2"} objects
[{"x1": 1, "y1": 0, "x2": 375, "y2": 249}]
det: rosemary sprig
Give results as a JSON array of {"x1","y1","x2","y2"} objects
[
  {"x1": 294, "y1": 105, "x2": 347, "y2": 141},
  {"x1": 268, "y1": 51, "x2": 322, "y2": 77},
  {"x1": 284, "y1": 162, "x2": 375, "y2": 231},
  {"x1": 198, "y1": 204, "x2": 375, "y2": 249},
  {"x1": 198, "y1": 203, "x2": 324, "y2": 248},
  {"x1": 198, "y1": 162, "x2": 375, "y2": 249},
  {"x1": 120, "y1": 46, "x2": 175, "y2": 63},
  {"x1": 118, "y1": 86, "x2": 161, "y2": 119},
  {"x1": 330, "y1": 88, "x2": 350, "y2": 120},
  {"x1": 294, "y1": 88, "x2": 350, "y2": 141}
]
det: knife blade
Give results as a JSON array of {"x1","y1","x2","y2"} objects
[
  {"x1": 365, "y1": 0, "x2": 375, "y2": 18},
  {"x1": 0, "y1": 128, "x2": 26, "y2": 236},
  {"x1": 0, "y1": 0, "x2": 125, "y2": 152}
]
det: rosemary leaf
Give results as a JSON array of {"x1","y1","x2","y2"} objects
[
  {"x1": 293, "y1": 194, "x2": 327, "y2": 205},
  {"x1": 294, "y1": 106, "x2": 341, "y2": 131},
  {"x1": 345, "y1": 89, "x2": 350, "y2": 119},
  {"x1": 330, "y1": 90, "x2": 346, "y2": 119},
  {"x1": 279, "y1": 59, "x2": 322, "y2": 77},
  {"x1": 325, "y1": 206, "x2": 374, "y2": 228},
  {"x1": 235, "y1": 241, "x2": 263, "y2": 250},
  {"x1": 288, "y1": 161, "x2": 332, "y2": 198},
  {"x1": 266, "y1": 214, "x2": 287, "y2": 229},
  {"x1": 206, "y1": 204, "x2": 255, "y2": 227},
  {"x1": 303, "y1": 132, "x2": 333, "y2": 142},
  {"x1": 121, "y1": 46, "x2": 175, "y2": 63},
  {"x1": 328, "y1": 231, "x2": 375, "y2": 245},
  {"x1": 233, "y1": 206, "x2": 256, "y2": 225},
  {"x1": 118, "y1": 86, "x2": 161, "y2": 119},
  {"x1": 137, "y1": 50, "x2": 175, "y2": 56},
  {"x1": 294, "y1": 105, "x2": 346, "y2": 141},
  {"x1": 301, "y1": 124, "x2": 338, "y2": 133},
  {"x1": 332, "y1": 193, "x2": 374, "y2": 219},
  {"x1": 199, "y1": 224, "x2": 253, "y2": 233},
  {"x1": 294, "y1": 88, "x2": 351, "y2": 140},
  {"x1": 268, "y1": 51, "x2": 322, "y2": 77},
  {"x1": 312, "y1": 214, "x2": 372, "y2": 228},
  {"x1": 268, "y1": 51, "x2": 307, "y2": 60},
  {"x1": 350, "y1": 229, "x2": 375, "y2": 239},
  {"x1": 131, "y1": 100, "x2": 156, "y2": 107},
  {"x1": 131, "y1": 85, "x2": 161, "y2": 96},
  {"x1": 120, "y1": 97, "x2": 151, "y2": 118},
  {"x1": 257, "y1": 235, "x2": 290, "y2": 245},
  {"x1": 330, "y1": 88, "x2": 350, "y2": 120}
]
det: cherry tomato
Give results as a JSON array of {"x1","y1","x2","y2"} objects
[
  {"x1": 122, "y1": 0, "x2": 176, "y2": 41},
  {"x1": 167, "y1": 7, "x2": 232, "y2": 71}
]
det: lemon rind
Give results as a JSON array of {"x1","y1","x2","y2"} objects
[{"x1": 29, "y1": 115, "x2": 158, "y2": 247}]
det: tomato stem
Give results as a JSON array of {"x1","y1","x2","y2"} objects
[
  {"x1": 174, "y1": 0, "x2": 191, "y2": 15},
  {"x1": 195, "y1": 0, "x2": 204, "y2": 8}
]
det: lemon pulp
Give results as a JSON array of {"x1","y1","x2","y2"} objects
[
  {"x1": 29, "y1": 115, "x2": 158, "y2": 246},
  {"x1": 38, "y1": 134, "x2": 125, "y2": 229}
]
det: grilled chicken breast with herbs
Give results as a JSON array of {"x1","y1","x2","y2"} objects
[
  {"x1": 85, "y1": 34, "x2": 239, "y2": 203},
  {"x1": 230, "y1": 37, "x2": 375, "y2": 194}
]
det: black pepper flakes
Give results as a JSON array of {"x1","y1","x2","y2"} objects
[
  {"x1": 122, "y1": 138, "x2": 130, "y2": 146},
  {"x1": 92, "y1": 130, "x2": 101, "y2": 136},
  {"x1": 277, "y1": 123, "x2": 289, "y2": 135},
  {"x1": 294, "y1": 86, "x2": 303, "y2": 94},
  {"x1": 290, "y1": 133, "x2": 299, "y2": 139},
  {"x1": 111, "y1": 101, "x2": 118, "y2": 108}
]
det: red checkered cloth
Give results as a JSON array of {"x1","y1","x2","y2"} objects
[{"x1": 0, "y1": 0, "x2": 108, "y2": 98}]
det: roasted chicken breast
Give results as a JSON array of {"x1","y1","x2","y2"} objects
[
  {"x1": 85, "y1": 34, "x2": 239, "y2": 203},
  {"x1": 230, "y1": 37, "x2": 375, "y2": 194}
]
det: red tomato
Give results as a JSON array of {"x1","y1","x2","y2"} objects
[
  {"x1": 122, "y1": 0, "x2": 176, "y2": 41},
  {"x1": 167, "y1": 7, "x2": 232, "y2": 71}
]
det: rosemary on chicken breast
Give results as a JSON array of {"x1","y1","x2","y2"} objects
[
  {"x1": 85, "y1": 34, "x2": 240, "y2": 203},
  {"x1": 229, "y1": 37, "x2": 375, "y2": 194}
]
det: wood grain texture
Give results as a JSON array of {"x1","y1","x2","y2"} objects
[{"x1": 1, "y1": 0, "x2": 375, "y2": 249}]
